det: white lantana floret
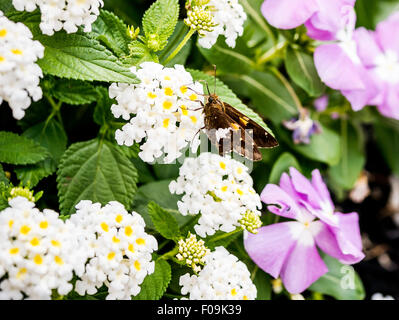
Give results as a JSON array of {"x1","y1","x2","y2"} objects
[
  {"x1": 0, "y1": 12, "x2": 44, "y2": 120},
  {"x1": 196, "y1": 0, "x2": 246, "y2": 49},
  {"x1": 179, "y1": 246, "x2": 256, "y2": 300},
  {"x1": 169, "y1": 152, "x2": 262, "y2": 237},
  {"x1": 69, "y1": 200, "x2": 158, "y2": 300},
  {"x1": 12, "y1": 0, "x2": 103, "y2": 35},
  {"x1": 109, "y1": 62, "x2": 205, "y2": 164},
  {"x1": 0, "y1": 197, "x2": 86, "y2": 299}
]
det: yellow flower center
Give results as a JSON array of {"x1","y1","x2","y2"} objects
[
  {"x1": 164, "y1": 87, "x2": 173, "y2": 96},
  {"x1": 134, "y1": 260, "x2": 141, "y2": 271},
  {"x1": 180, "y1": 86, "x2": 188, "y2": 94},
  {"x1": 107, "y1": 252, "x2": 116, "y2": 260},
  {"x1": 136, "y1": 238, "x2": 145, "y2": 245},
  {"x1": 0, "y1": 29, "x2": 7, "y2": 37},
  {"x1": 8, "y1": 220, "x2": 14, "y2": 228},
  {"x1": 51, "y1": 240, "x2": 61, "y2": 247},
  {"x1": 128, "y1": 243, "x2": 135, "y2": 253},
  {"x1": 101, "y1": 222, "x2": 109, "y2": 232},
  {"x1": 11, "y1": 49, "x2": 22, "y2": 55},
  {"x1": 125, "y1": 226, "x2": 133, "y2": 237},
  {"x1": 219, "y1": 162, "x2": 226, "y2": 170},
  {"x1": 39, "y1": 220, "x2": 48, "y2": 229},
  {"x1": 20, "y1": 225, "x2": 31, "y2": 235},
  {"x1": 17, "y1": 268, "x2": 27, "y2": 279},
  {"x1": 115, "y1": 214, "x2": 123, "y2": 223},
  {"x1": 163, "y1": 118, "x2": 170, "y2": 128},
  {"x1": 112, "y1": 236, "x2": 120, "y2": 243},
  {"x1": 189, "y1": 94, "x2": 197, "y2": 101},
  {"x1": 190, "y1": 116, "x2": 197, "y2": 123},
  {"x1": 163, "y1": 101, "x2": 173, "y2": 110},
  {"x1": 30, "y1": 237, "x2": 40, "y2": 246},
  {"x1": 34, "y1": 254, "x2": 43, "y2": 265},
  {"x1": 54, "y1": 256, "x2": 64, "y2": 265},
  {"x1": 180, "y1": 105, "x2": 188, "y2": 116},
  {"x1": 9, "y1": 247, "x2": 19, "y2": 255},
  {"x1": 147, "y1": 92, "x2": 157, "y2": 99}
]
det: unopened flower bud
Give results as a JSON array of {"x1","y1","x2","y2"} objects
[
  {"x1": 8, "y1": 186, "x2": 35, "y2": 202},
  {"x1": 176, "y1": 233, "x2": 210, "y2": 272},
  {"x1": 147, "y1": 33, "x2": 162, "y2": 51},
  {"x1": 239, "y1": 210, "x2": 262, "y2": 234},
  {"x1": 184, "y1": 6, "x2": 217, "y2": 37},
  {"x1": 127, "y1": 25, "x2": 140, "y2": 40}
]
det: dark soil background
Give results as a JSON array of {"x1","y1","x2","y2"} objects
[{"x1": 339, "y1": 126, "x2": 399, "y2": 299}]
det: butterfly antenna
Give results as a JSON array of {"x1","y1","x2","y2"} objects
[{"x1": 213, "y1": 65, "x2": 217, "y2": 94}]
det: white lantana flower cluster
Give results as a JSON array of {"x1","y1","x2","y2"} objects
[
  {"x1": 169, "y1": 152, "x2": 262, "y2": 237},
  {"x1": 109, "y1": 62, "x2": 205, "y2": 164},
  {"x1": 70, "y1": 200, "x2": 158, "y2": 300},
  {"x1": 12, "y1": 0, "x2": 103, "y2": 35},
  {"x1": 0, "y1": 12, "x2": 44, "y2": 120},
  {"x1": 179, "y1": 246, "x2": 256, "y2": 300},
  {"x1": 0, "y1": 197, "x2": 86, "y2": 299},
  {"x1": 196, "y1": 0, "x2": 246, "y2": 49}
]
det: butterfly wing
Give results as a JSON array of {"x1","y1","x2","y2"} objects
[
  {"x1": 204, "y1": 105, "x2": 262, "y2": 161},
  {"x1": 223, "y1": 102, "x2": 279, "y2": 148}
]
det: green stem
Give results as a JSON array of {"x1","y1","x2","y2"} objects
[
  {"x1": 45, "y1": 95, "x2": 63, "y2": 127},
  {"x1": 269, "y1": 66, "x2": 305, "y2": 116},
  {"x1": 257, "y1": 41, "x2": 287, "y2": 65},
  {"x1": 208, "y1": 227, "x2": 243, "y2": 244},
  {"x1": 157, "y1": 245, "x2": 179, "y2": 261},
  {"x1": 164, "y1": 28, "x2": 195, "y2": 65}
]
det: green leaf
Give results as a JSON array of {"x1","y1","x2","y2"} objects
[
  {"x1": 159, "y1": 21, "x2": 193, "y2": 67},
  {"x1": 132, "y1": 259, "x2": 171, "y2": 300},
  {"x1": 197, "y1": 36, "x2": 256, "y2": 74},
  {"x1": 0, "y1": 131, "x2": 49, "y2": 165},
  {"x1": 309, "y1": 254, "x2": 365, "y2": 300},
  {"x1": 188, "y1": 69, "x2": 275, "y2": 136},
  {"x1": 57, "y1": 138, "x2": 138, "y2": 215},
  {"x1": 148, "y1": 201, "x2": 181, "y2": 241},
  {"x1": 45, "y1": 78, "x2": 99, "y2": 106},
  {"x1": 328, "y1": 121, "x2": 365, "y2": 190},
  {"x1": 268, "y1": 152, "x2": 300, "y2": 185},
  {"x1": 0, "y1": 164, "x2": 9, "y2": 185},
  {"x1": 278, "y1": 123, "x2": 341, "y2": 166},
  {"x1": 8, "y1": 11, "x2": 138, "y2": 84},
  {"x1": 93, "y1": 87, "x2": 115, "y2": 126},
  {"x1": 252, "y1": 266, "x2": 272, "y2": 300},
  {"x1": 142, "y1": 0, "x2": 179, "y2": 51},
  {"x1": 285, "y1": 46, "x2": 325, "y2": 97},
  {"x1": 23, "y1": 119, "x2": 67, "y2": 163},
  {"x1": 90, "y1": 9, "x2": 131, "y2": 57},
  {"x1": 14, "y1": 159, "x2": 55, "y2": 188},
  {"x1": 125, "y1": 40, "x2": 158, "y2": 65},
  {"x1": 374, "y1": 120, "x2": 399, "y2": 176},
  {"x1": 132, "y1": 179, "x2": 191, "y2": 230},
  {"x1": 14, "y1": 119, "x2": 67, "y2": 187},
  {"x1": 223, "y1": 70, "x2": 298, "y2": 124},
  {"x1": 239, "y1": 0, "x2": 276, "y2": 44}
]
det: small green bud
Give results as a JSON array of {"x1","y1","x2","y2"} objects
[
  {"x1": 146, "y1": 33, "x2": 162, "y2": 51},
  {"x1": 127, "y1": 25, "x2": 140, "y2": 40},
  {"x1": 238, "y1": 210, "x2": 262, "y2": 234},
  {"x1": 8, "y1": 186, "x2": 36, "y2": 202}
]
